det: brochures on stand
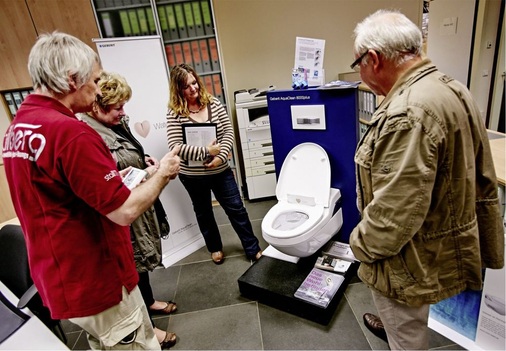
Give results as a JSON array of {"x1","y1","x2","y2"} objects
[
  {"x1": 315, "y1": 255, "x2": 352, "y2": 273},
  {"x1": 321, "y1": 240, "x2": 358, "y2": 263},
  {"x1": 294, "y1": 268, "x2": 345, "y2": 308},
  {"x1": 294, "y1": 241, "x2": 359, "y2": 308},
  {"x1": 318, "y1": 80, "x2": 361, "y2": 89}
]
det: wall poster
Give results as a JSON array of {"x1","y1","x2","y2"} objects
[{"x1": 428, "y1": 242, "x2": 506, "y2": 350}]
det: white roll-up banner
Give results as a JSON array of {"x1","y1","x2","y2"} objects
[{"x1": 94, "y1": 36, "x2": 204, "y2": 267}]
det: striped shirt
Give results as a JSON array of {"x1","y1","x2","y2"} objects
[{"x1": 167, "y1": 97, "x2": 234, "y2": 176}]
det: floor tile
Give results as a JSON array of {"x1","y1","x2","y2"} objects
[
  {"x1": 175, "y1": 244, "x2": 212, "y2": 265},
  {"x1": 259, "y1": 298, "x2": 372, "y2": 350},
  {"x1": 165, "y1": 302, "x2": 263, "y2": 350},
  {"x1": 149, "y1": 264, "x2": 180, "y2": 306},
  {"x1": 67, "y1": 330, "x2": 89, "y2": 350},
  {"x1": 173, "y1": 256, "x2": 253, "y2": 313},
  {"x1": 62, "y1": 198, "x2": 470, "y2": 351},
  {"x1": 61, "y1": 319, "x2": 83, "y2": 333}
]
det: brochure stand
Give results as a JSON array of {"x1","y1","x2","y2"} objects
[{"x1": 238, "y1": 247, "x2": 358, "y2": 325}]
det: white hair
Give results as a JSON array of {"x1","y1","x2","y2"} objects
[
  {"x1": 28, "y1": 32, "x2": 99, "y2": 94},
  {"x1": 353, "y1": 9, "x2": 423, "y2": 66}
]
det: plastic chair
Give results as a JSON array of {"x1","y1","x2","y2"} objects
[{"x1": 0, "y1": 224, "x2": 67, "y2": 344}]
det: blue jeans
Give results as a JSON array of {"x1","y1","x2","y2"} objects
[{"x1": 179, "y1": 168, "x2": 261, "y2": 258}]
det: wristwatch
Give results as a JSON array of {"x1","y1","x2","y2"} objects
[{"x1": 205, "y1": 148, "x2": 212, "y2": 162}]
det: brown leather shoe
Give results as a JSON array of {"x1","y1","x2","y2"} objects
[
  {"x1": 363, "y1": 313, "x2": 388, "y2": 343},
  {"x1": 254, "y1": 251, "x2": 262, "y2": 261},
  {"x1": 211, "y1": 251, "x2": 224, "y2": 264}
]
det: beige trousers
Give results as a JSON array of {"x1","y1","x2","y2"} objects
[
  {"x1": 372, "y1": 289, "x2": 430, "y2": 350},
  {"x1": 69, "y1": 286, "x2": 160, "y2": 350}
]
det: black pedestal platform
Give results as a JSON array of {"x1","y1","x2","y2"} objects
[{"x1": 238, "y1": 253, "x2": 358, "y2": 325}]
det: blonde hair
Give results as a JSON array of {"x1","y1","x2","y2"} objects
[
  {"x1": 95, "y1": 71, "x2": 132, "y2": 111},
  {"x1": 169, "y1": 64, "x2": 212, "y2": 116}
]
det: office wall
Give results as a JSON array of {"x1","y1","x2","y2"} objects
[
  {"x1": 0, "y1": 164, "x2": 16, "y2": 222},
  {"x1": 0, "y1": 103, "x2": 9, "y2": 159},
  {"x1": 0, "y1": 98, "x2": 16, "y2": 222},
  {"x1": 468, "y1": 0, "x2": 504, "y2": 125},
  {"x1": 426, "y1": 0, "x2": 476, "y2": 86},
  {"x1": 213, "y1": 0, "x2": 423, "y2": 112}
]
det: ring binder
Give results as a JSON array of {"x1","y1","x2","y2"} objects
[{"x1": 90, "y1": 0, "x2": 226, "y2": 110}]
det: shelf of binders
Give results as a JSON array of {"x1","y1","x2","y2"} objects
[
  {"x1": 163, "y1": 37, "x2": 224, "y2": 102},
  {"x1": 357, "y1": 84, "x2": 383, "y2": 137},
  {"x1": 94, "y1": 0, "x2": 157, "y2": 38},
  {"x1": 1, "y1": 88, "x2": 34, "y2": 120},
  {"x1": 156, "y1": 0, "x2": 215, "y2": 40},
  {"x1": 92, "y1": 0, "x2": 225, "y2": 105},
  {"x1": 93, "y1": 0, "x2": 215, "y2": 41}
]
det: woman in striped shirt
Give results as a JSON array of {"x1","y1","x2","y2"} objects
[{"x1": 167, "y1": 64, "x2": 262, "y2": 265}]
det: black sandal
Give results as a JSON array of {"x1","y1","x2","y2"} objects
[{"x1": 160, "y1": 332, "x2": 177, "y2": 349}]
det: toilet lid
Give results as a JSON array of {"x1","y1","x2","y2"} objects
[{"x1": 276, "y1": 143, "x2": 331, "y2": 207}]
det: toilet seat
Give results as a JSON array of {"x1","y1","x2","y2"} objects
[
  {"x1": 263, "y1": 143, "x2": 331, "y2": 240},
  {"x1": 262, "y1": 202, "x2": 324, "y2": 239},
  {"x1": 262, "y1": 188, "x2": 342, "y2": 259}
]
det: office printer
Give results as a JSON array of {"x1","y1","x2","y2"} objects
[{"x1": 234, "y1": 86, "x2": 276, "y2": 104}]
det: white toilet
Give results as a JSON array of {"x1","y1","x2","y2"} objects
[{"x1": 262, "y1": 142, "x2": 343, "y2": 262}]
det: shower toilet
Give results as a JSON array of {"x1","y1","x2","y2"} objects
[{"x1": 262, "y1": 142, "x2": 343, "y2": 262}]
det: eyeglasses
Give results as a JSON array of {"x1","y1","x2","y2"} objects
[{"x1": 350, "y1": 50, "x2": 369, "y2": 71}]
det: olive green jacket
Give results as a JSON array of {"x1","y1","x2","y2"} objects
[
  {"x1": 79, "y1": 114, "x2": 170, "y2": 272},
  {"x1": 350, "y1": 59, "x2": 504, "y2": 306}
]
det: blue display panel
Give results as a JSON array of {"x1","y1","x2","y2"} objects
[{"x1": 267, "y1": 87, "x2": 361, "y2": 242}]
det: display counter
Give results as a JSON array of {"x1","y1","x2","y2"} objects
[
  {"x1": 0, "y1": 281, "x2": 68, "y2": 350},
  {"x1": 487, "y1": 129, "x2": 505, "y2": 186}
]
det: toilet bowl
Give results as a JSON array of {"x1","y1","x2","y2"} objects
[{"x1": 262, "y1": 142, "x2": 343, "y2": 259}]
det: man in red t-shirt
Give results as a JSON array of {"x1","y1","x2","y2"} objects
[{"x1": 2, "y1": 32, "x2": 180, "y2": 350}]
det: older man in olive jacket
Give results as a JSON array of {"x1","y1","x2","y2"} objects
[{"x1": 349, "y1": 10, "x2": 504, "y2": 350}]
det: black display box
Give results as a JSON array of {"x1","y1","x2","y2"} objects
[{"x1": 238, "y1": 250, "x2": 358, "y2": 325}]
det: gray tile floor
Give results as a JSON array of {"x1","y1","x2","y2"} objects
[{"x1": 63, "y1": 198, "x2": 465, "y2": 350}]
